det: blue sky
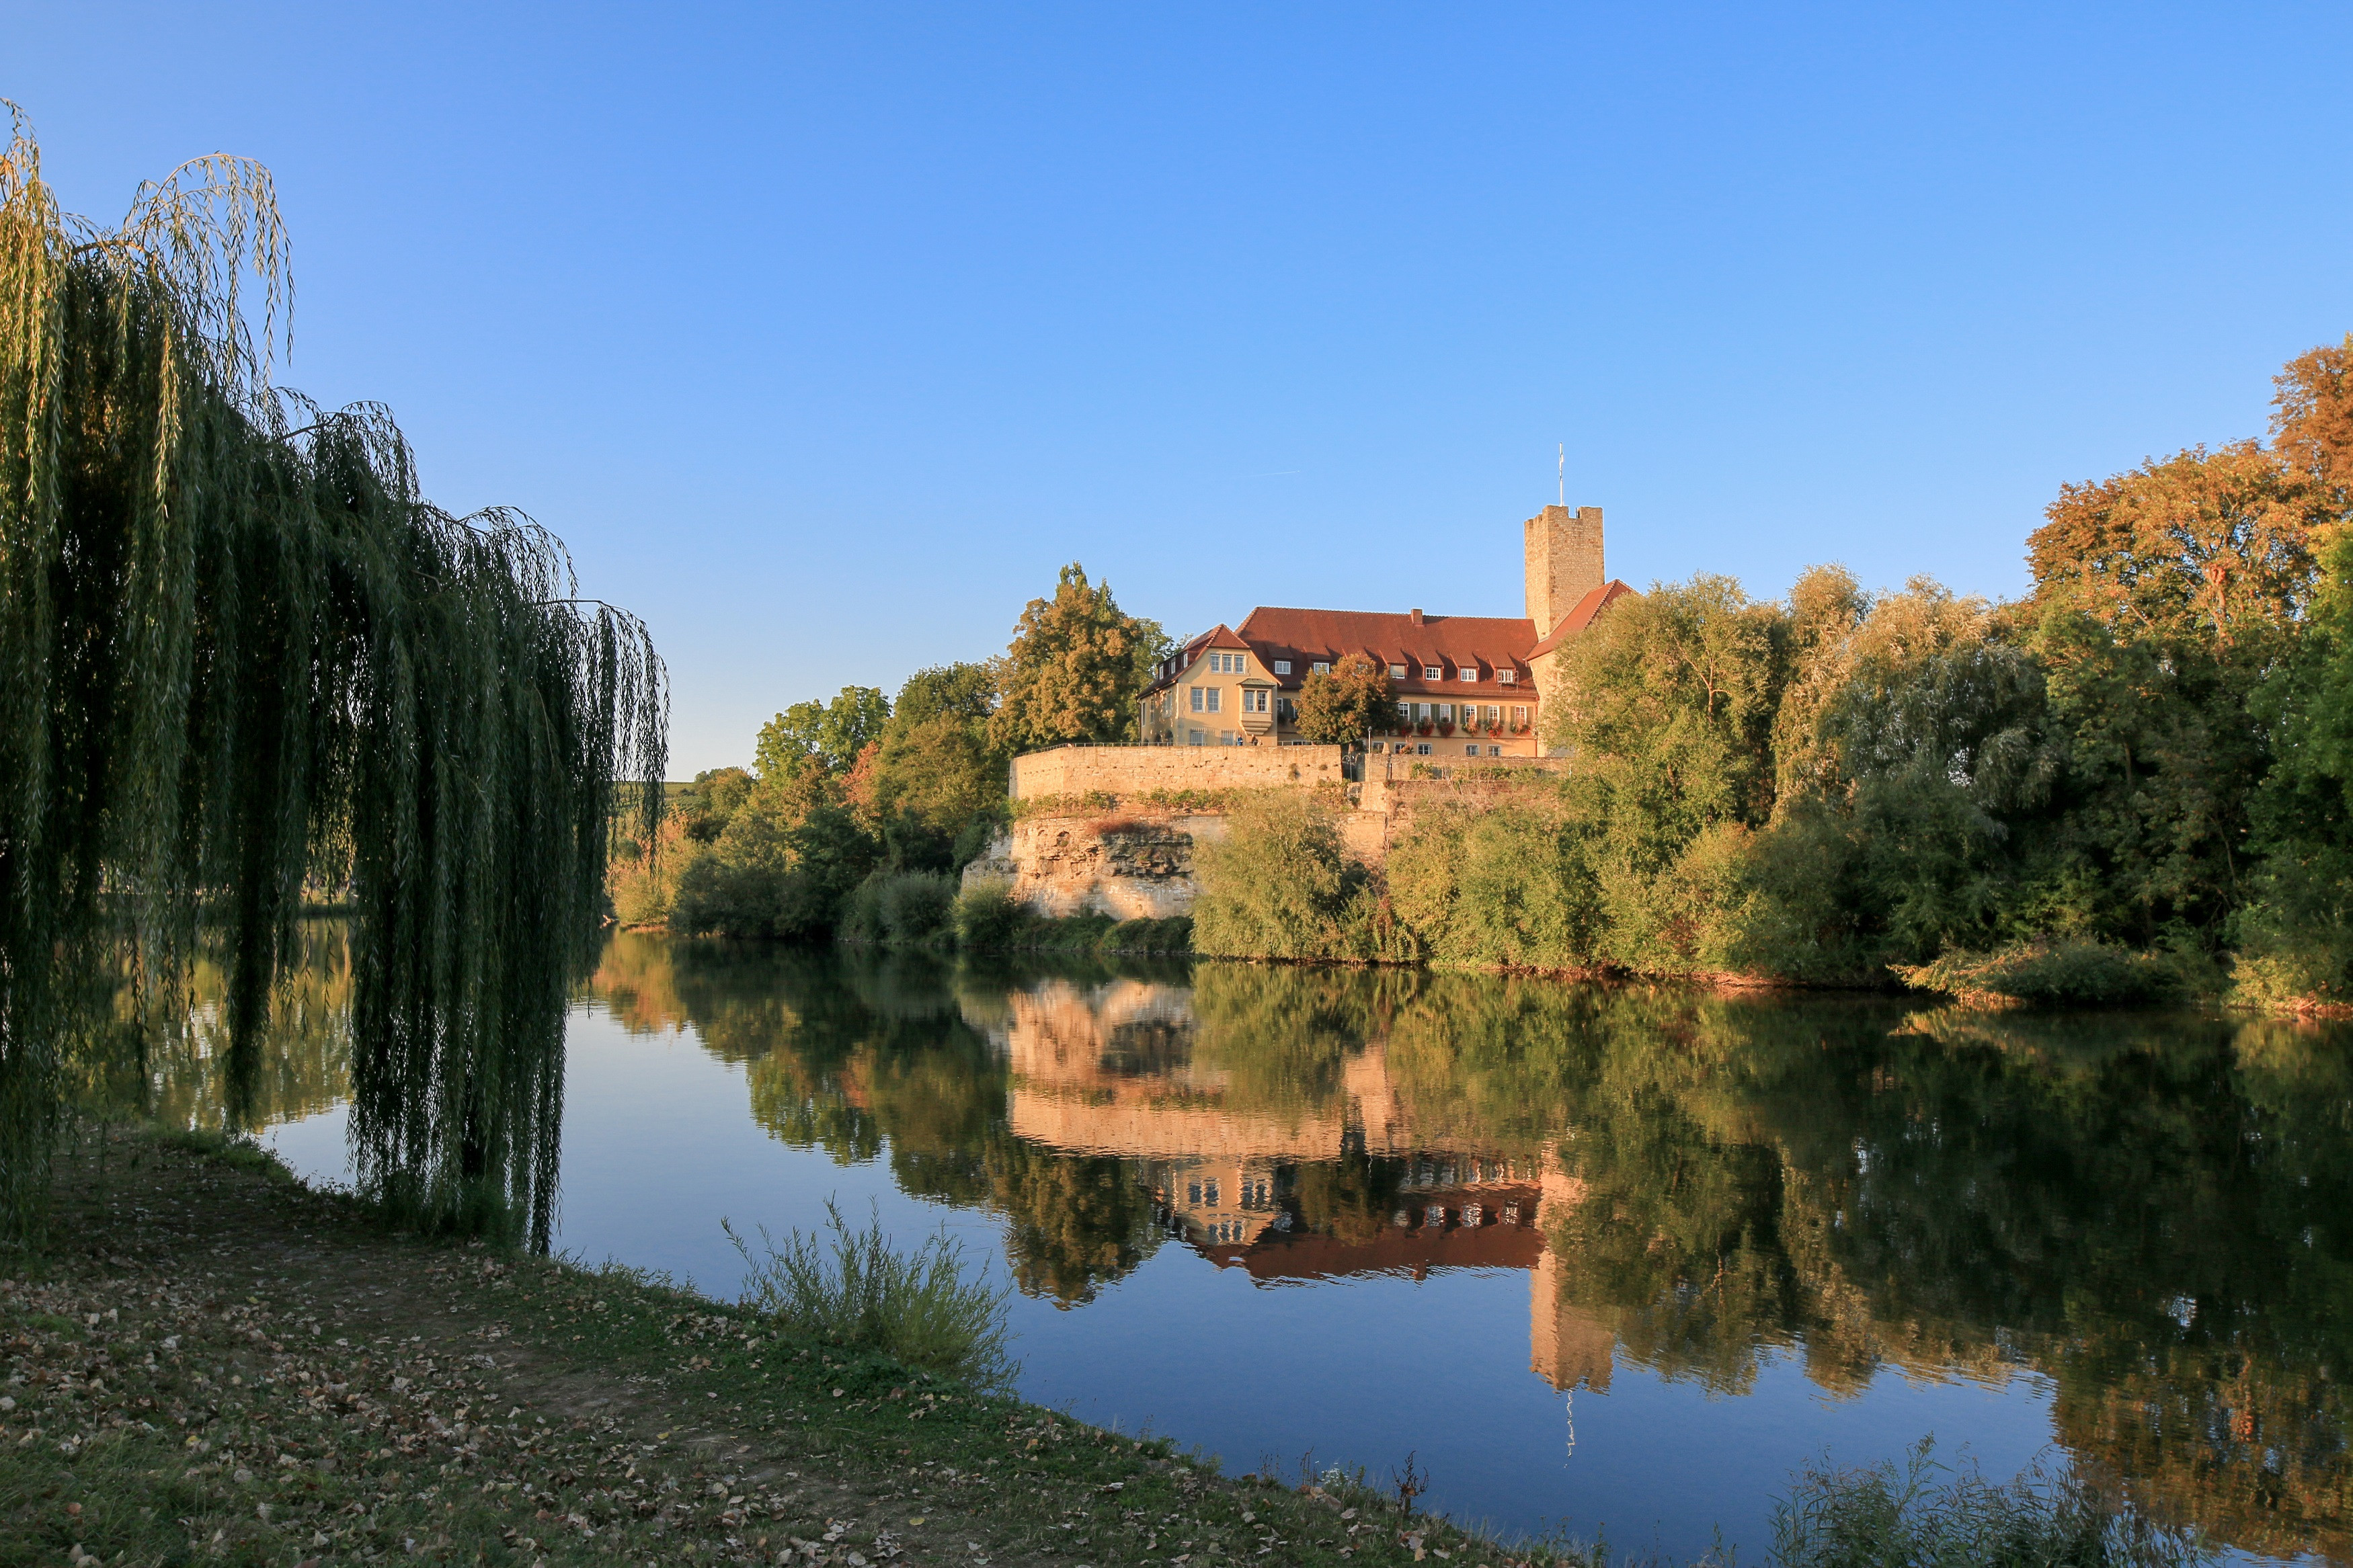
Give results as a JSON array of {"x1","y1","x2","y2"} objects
[{"x1": 17, "y1": 3, "x2": 2352, "y2": 772}]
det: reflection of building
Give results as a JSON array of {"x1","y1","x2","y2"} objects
[{"x1": 971, "y1": 975, "x2": 1619, "y2": 1395}]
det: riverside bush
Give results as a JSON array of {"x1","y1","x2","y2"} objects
[
  {"x1": 1891, "y1": 940, "x2": 2192, "y2": 1007},
  {"x1": 881, "y1": 871, "x2": 959, "y2": 942},
  {"x1": 953, "y1": 877, "x2": 1021, "y2": 948},
  {"x1": 843, "y1": 869, "x2": 961, "y2": 945},
  {"x1": 727, "y1": 1202, "x2": 1014, "y2": 1391},
  {"x1": 1192, "y1": 792, "x2": 1376, "y2": 960}
]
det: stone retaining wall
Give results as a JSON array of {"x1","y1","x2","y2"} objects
[
  {"x1": 973, "y1": 747, "x2": 1570, "y2": 919},
  {"x1": 1009, "y1": 743, "x2": 1346, "y2": 800}
]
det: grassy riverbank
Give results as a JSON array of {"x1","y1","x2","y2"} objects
[{"x1": 0, "y1": 1124, "x2": 1572, "y2": 1567}]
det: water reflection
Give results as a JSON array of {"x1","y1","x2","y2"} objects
[
  {"x1": 81, "y1": 924, "x2": 354, "y2": 1133},
  {"x1": 143, "y1": 931, "x2": 2352, "y2": 1561},
  {"x1": 588, "y1": 937, "x2": 2352, "y2": 1562}
]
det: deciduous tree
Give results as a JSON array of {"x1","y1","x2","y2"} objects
[
  {"x1": 756, "y1": 687, "x2": 891, "y2": 780},
  {"x1": 1292, "y1": 653, "x2": 1393, "y2": 746},
  {"x1": 988, "y1": 564, "x2": 1167, "y2": 753}
]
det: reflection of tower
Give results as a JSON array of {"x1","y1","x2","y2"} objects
[{"x1": 1528, "y1": 1167, "x2": 1615, "y2": 1393}]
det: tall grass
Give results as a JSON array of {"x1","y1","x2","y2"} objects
[
  {"x1": 726, "y1": 1202, "x2": 1014, "y2": 1390},
  {"x1": 1772, "y1": 1442, "x2": 2209, "y2": 1568}
]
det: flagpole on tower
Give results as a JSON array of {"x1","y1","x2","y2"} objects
[{"x1": 1557, "y1": 444, "x2": 1565, "y2": 507}]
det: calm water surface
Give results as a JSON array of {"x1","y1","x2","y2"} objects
[{"x1": 192, "y1": 936, "x2": 2352, "y2": 1564}]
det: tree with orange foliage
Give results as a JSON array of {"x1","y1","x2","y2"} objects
[{"x1": 2028, "y1": 441, "x2": 2325, "y2": 648}]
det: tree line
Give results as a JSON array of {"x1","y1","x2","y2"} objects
[
  {"x1": 1197, "y1": 337, "x2": 2353, "y2": 1009},
  {"x1": 611, "y1": 563, "x2": 1174, "y2": 940}
]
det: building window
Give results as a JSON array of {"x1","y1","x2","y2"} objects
[
  {"x1": 1487, "y1": 745, "x2": 1501, "y2": 756},
  {"x1": 1273, "y1": 659, "x2": 1291, "y2": 675},
  {"x1": 1204, "y1": 1180, "x2": 1221, "y2": 1206},
  {"x1": 1313, "y1": 661, "x2": 1330, "y2": 674},
  {"x1": 1424, "y1": 1204, "x2": 1447, "y2": 1227},
  {"x1": 1499, "y1": 668, "x2": 1517, "y2": 685},
  {"x1": 1465, "y1": 744, "x2": 1478, "y2": 755},
  {"x1": 1458, "y1": 666, "x2": 1477, "y2": 682},
  {"x1": 1275, "y1": 697, "x2": 1295, "y2": 720},
  {"x1": 1220, "y1": 730, "x2": 1237, "y2": 745},
  {"x1": 1463, "y1": 1204, "x2": 1485, "y2": 1227},
  {"x1": 1205, "y1": 688, "x2": 1222, "y2": 712},
  {"x1": 1187, "y1": 729, "x2": 1205, "y2": 746},
  {"x1": 1242, "y1": 688, "x2": 1269, "y2": 713},
  {"x1": 1501, "y1": 1203, "x2": 1521, "y2": 1225},
  {"x1": 1189, "y1": 687, "x2": 1203, "y2": 712},
  {"x1": 1422, "y1": 664, "x2": 1441, "y2": 679},
  {"x1": 1512, "y1": 704, "x2": 1528, "y2": 725},
  {"x1": 1388, "y1": 663, "x2": 1406, "y2": 679},
  {"x1": 1416, "y1": 742, "x2": 1431, "y2": 755}
]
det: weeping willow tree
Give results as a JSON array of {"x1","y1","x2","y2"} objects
[{"x1": 0, "y1": 106, "x2": 666, "y2": 1248}]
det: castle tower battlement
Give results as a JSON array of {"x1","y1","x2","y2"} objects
[{"x1": 1523, "y1": 504, "x2": 1604, "y2": 636}]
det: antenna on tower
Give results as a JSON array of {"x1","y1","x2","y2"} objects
[{"x1": 1557, "y1": 444, "x2": 1565, "y2": 507}]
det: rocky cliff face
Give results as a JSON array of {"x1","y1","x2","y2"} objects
[{"x1": 961, "y1": 814, "x2": 1224, "y2": 919}]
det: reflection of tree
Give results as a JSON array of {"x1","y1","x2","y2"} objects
[
  {"x1": 607, "y1": 939, "x2": 1164, "y2": 1305},
  {"x1": 1285, "y1": 1150, "x2": 1408, "y2": 1245},
  {"x1": 76, "y1": 923, "x2": 354, "y2": 1133},
  {"x1": 576, "y1": 937, "x2": 2353, "y2": 1560},
  {"x1": 982, "y1": 1136, "x2": 1162, "y2": 1306},
  {"x1": 1187, "y1": 964, "x2": 1399, "y2": 1115}
]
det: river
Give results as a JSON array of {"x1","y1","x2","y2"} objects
[{"x1": 160, "y1": 933, "x2": 2352, "y2": 1563}]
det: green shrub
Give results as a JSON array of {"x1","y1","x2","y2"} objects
[
  {"x1": 1193, "y1": 792, "x2": 1372, "y2": 960},
  {"x1": 953, "y1": 877, "x2": 1021, "y2": 949},
  {"x1": 669, "y1": 855, "x2": 793, "y2": 938},
  {"x1": 726, "y1": 1202, "x2": 1014, "y2": 1391},
  {"x1": 1388, "y1": 802, "x2": 1600, "y2": 969},
  {"x1": 1773, "y1": 1440, "x2": 2209, "y2": 1567},
  {"x1": 839, "y1": 870, "x2": 965, "y2": 946},
  {"x1": 1891, "y1": 938, "x2": 2192, "y2": 1007},
  {"x1": 1105, "y1": 915, "x2": 1193, "y2": 954},
  {"x1": 879, "y1": 871, "x2": 958, "y2": 944},
  {"x1": 838, "y1": 872, "x2": 889, "y2": 944}
]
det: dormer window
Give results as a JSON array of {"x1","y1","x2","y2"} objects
[
  {"x1": 1313, "y1": 661, "x2": 1330, "y2": 674},
  {"x1": 1273, "y1": 659, "x2": 1292, "y2": 675},
  {"x1": 1388, "y1": 663, "x2": 1406, "y2": 679},
  {"x1": 1499, "y1": 668, "x2": 1517, "y2": 685},
  {"x1": 1458, "y1": 666, "x2": 1478, "y2": 682},
  {"x1": 1423, "y1": 665, "x2": 1441, "y2": 680}
]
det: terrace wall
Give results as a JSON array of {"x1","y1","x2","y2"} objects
[{"x1": 1009, "y1": 743, "x2": 1347, "y2": 801}]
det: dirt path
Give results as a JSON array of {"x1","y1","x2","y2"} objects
[{"x1": 0, "y1": 1125, "x2": 1524, "y2": 1568}]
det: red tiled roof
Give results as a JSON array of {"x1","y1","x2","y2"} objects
[
  {"x1": 1232, "y1": 607, "x2": 1540, "y2": 694},
  {"x1": 1527, "y1": 580, "x2": 1635, "y2": 659}
]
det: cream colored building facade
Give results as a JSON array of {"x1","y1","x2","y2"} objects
[{"x1": 1139, "y1": 503, "x2": 1630, "y2": 759}]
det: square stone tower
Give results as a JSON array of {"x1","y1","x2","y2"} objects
[{"x1": 1524, "y1": 504, "x2": 1604, "y2": 634}]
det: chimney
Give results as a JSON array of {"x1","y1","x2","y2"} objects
[
  {"x1": 1524, "y1": 505, "x2": 1603, "y2": 636},
  {"x1": 1409, "y1": 607, "x2": 1423, "y2": 625}
]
